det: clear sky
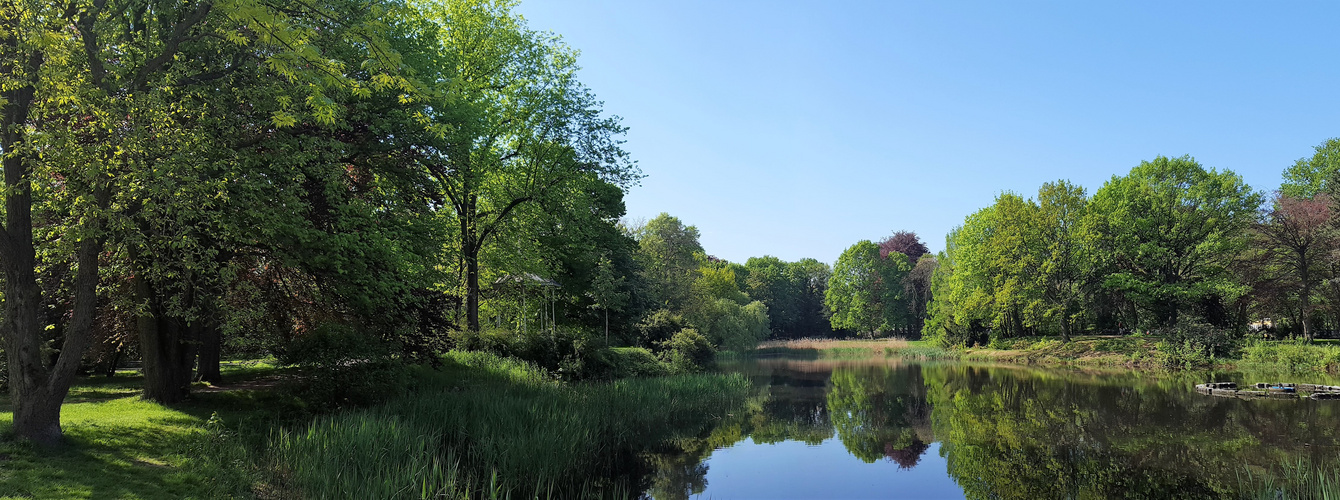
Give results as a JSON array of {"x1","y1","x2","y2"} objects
[{"x1": 516, "y1": 1, "x2": 1340, "y2": 265}]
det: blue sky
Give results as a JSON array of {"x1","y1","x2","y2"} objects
[{"x1": 517, "y1": 1, "x2": 1340, "y2": 265}]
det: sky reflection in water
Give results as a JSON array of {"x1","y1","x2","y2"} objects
[{"x1": 651, "y1": 356, "x2": 1340, "y2": 500}]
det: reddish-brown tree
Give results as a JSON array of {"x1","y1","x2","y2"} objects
[
  {"x1": 1257, "y1": 193, "x2": 1335, "y2": 342},
  {"x1": 878, "y1": 231, "x2": 929, "y2": 263}
]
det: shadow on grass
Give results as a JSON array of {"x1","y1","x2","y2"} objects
[{"x1": 0, "y1": 362, "x2": 296, "y2": 499}]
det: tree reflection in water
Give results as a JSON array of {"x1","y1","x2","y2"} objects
[{"x1": 643, "y1": 358, "x2": 1340, "y2": 499}]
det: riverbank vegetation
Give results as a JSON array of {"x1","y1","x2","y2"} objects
[{"x1": 0, "y1": 351, "x2": 750, "y2": 498}]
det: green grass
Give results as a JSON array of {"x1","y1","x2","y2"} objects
[
  {"x1": 271, "y1": 350, "x2": 752, "y2": 499},
  {"x1": 0, "y1": 364, "x2": 286, "y2": 499},
  {"x1": 0, "y1": 352, "x2": 752, "y2": 499},
  {"x1": 1239, "y1": 340, "x2": 1340, "y2": 374}
]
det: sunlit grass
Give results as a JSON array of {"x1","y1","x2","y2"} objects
[{"x1": 0, "y1": 369, "x2": 268, "y2": 499}]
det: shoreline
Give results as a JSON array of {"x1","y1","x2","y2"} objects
[{"x1": 743, "y1": 336, "x2": 1340, "y2": 376}]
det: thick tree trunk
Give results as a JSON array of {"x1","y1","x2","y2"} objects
[
  {"x1": 135, "y1": 276, "x2": 198, "y2": 403},
  {"x1": 1, "y1": 44, "x2": 105, "y2": 445},
  {"x1": 4, "y1": 269, "x2": 62, "y2": 446},
  {"x1": 195, "y1": 318, "x2": 222, "y2": 384}
]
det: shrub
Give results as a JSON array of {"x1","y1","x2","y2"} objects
[
  {"x1": 1156, "y1": 317, "x2": 1240, "y2": 359},
  {"x1": 636, "y1": 309, "x2": 686, "y2": 347},
  {"x1": 1240, "y1": 340, "x2": 1340, "y2": 373},
  {"x1": 582, "y1": 347, "x2": 669, "y2": 379},
  {"x1": 1153, "y1": 340, "x2": 1212, "y2": 369},
  {"x1": 658, "y1": 328, "x2": 715, "y2": 373},
  {"x1": 276, "y1": 323, "x2": 407, "y2": 409},
  {"x1": 451, "y1": 326, "x2": 593, "y2": 378}
]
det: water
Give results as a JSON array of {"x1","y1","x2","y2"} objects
[{"x1": 643, "y1": 356, "x2": 1340, "y2": 499}]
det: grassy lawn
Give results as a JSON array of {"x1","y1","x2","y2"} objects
[
  {"x1": 0, "y1": 361, "x2": 295, "y2": 500},
  {"x1": 0, "y1": 354, "x2": 753, "y2": 499}
]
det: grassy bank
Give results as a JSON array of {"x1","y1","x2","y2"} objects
[
  {"x1": 0, "y1": 361, "x2": 290, "y2": 499},
  {"x1": 0, "y1": 353, "x2": 750, "y2": 499},
  {"x1": 736, "y1": 338, "x2": 960, "y2": 361},
  {"x1": 747, "y1": 336, "x2": 1340, "y2": 375}
]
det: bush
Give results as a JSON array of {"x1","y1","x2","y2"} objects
[
  {"x1": 451, "y1": 326, "x2": 593, "y2": 379},
  {"x1": 636, "y1": 309, "x2": 686, "y2": 347},
  {"x1": 276, "y1": 323, "x2": 407, "y2": 409},
  {"x1": 1155, "y1": 317, "x2": 1240, "y2": 359},
  {"x1": 658, "y1": 328, "x2": 715, "y2": 373},
  {"x1": 582, "y1": 347, "x2": 670, "y2": 379},
  {"x1": 1153, "y1": 340, "x2": 1212, "y2": 369}
]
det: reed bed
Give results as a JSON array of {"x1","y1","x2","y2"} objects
[
  {"x1": 1239, "y1": 457, "x2": 1340, "y2": 500},
  {"x1": 270, "y1": 350, "x2": 750, "y2": 499}
]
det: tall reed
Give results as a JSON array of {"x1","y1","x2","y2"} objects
[{"x1": 269, "y1": 350, "x2": 750, "y2": 499}]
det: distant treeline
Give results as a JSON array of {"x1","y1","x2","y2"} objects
[{"x1": 923, "y1": 143, "x2": 1340, "y2": 348}]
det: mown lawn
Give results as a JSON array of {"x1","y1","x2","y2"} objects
[{"x1": 0, "y1": 361, "x2": 293, "y2": 500}]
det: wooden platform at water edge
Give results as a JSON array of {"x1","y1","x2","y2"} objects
[{"x1": 1195, "y1": 382, "x2": 1340, "y2": 401}]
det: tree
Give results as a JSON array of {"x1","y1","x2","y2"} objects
[
  {"x1": 744, "y1": 256, "x2": 802, "y2": 337},
  {"x1": 636, "y1": 213, "x2": 704, "y2": 309},
  {"x1": 1255, "y1": 193, "x2": 1334, "y2": 342},
  {"x1": 904, "y1": 255, "x2": 937, "y2": 338},
  {"x1": 790, "y1": 258, "x2": 835, "y2": 337},
  {"x1": 878, "y1": 230, "x2": 929, "y2": 264},
  {"x1": 1087, "y1": 156, "x2": 1260, "y2": 328},
  {"x1": 419, "y1": 0, "x2": 638, "y2": 332},
  {"x1": 827, "y1": 240, "x2": 910, "y2": 337},
  {"x1": 1032, "y1": 180, "x2": 1090, "y2": 341},
  {"x1": 1280, "y1": 138, "x2": 1340, "y2": 199}
]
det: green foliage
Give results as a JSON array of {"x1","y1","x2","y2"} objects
[
  {"x1": 1280, "y1": 138, "x2": 1340, "y2": 198},
  {"x1": 635, "y1": 214, "x2": 705, "y2": 309},
  {"x1": 1240, "y1": 340, "x2": 1340, "y2": 373},
  {"x1": 1154, "y1": 340, "x2": 1214, "y2": 369},
  {"x1": 636, "y1": 309, "x2": 688, "y2": 347},
  {"x1": 271, "y1": 350, "x2": 751, "y2": 499},
  {"x1": 582, "y1": 347, "x2": 671, "y2": 379},
  {"x1": 1088, "y1": 156, "x2": 1260, "y2": 328},
  {"x1": 450, "y1": 326, "x2": 593, "y2": 379},
  {"x1": 1155, "y1": 317, "x2": 1241, "y2": 359},
  {"x1": 1238, "y1": 457, "x2": 1340, "y2": 500},
  {"x1": 687, "y1": 298, "x2": 771, "y2": 352},
  {"x1": 276, "y1": 324, "x2": 409, "y2": 409},
  {"x1": 658, "y1": 328, "x2": 717, "y2": 373},
  {"x1": 826, "y1": 240, "x2": 911, "y2": 336}
]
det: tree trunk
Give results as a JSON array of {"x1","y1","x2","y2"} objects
[
  {"x1": 461, "y1": 192, "x2": 482, "y2": 332},
  {"x1": 1, "y1": 43, "x2": 105, "y2": 445},
  {"x1": 105, "y1": 343, "x2": 123, "y2": 378},
  {"x1": 195, "y1": 318, "x2": 222, "y2": 384},
  {"x1": 135, "y1": 276, "x2": 198, "y2": 403},
  {"x1": 465, "y1": 247, "x2": 480, "y2": 332},
  {"x1": 1300, "y1": 255, "x2": 1314, "y2": 343}
]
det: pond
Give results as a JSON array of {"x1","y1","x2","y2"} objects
[{"x1": 641, "y1": 356, "x2": 1340, "y2": 499}]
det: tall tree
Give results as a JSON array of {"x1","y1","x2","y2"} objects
[
  {"x1": 1032, "y1": 180, "x2": 1090, "y2": 341},
  {"x1": 1087, "y1": 156, "x2": 1260, "y2": 328},
  {"x1": 827, "y1": 240, "x2": 910, "y2": 337},
  {"x1": 420, "y1": 0, "x2": 638, "y2": 332},
  {"x1": 1255, "y1": 193, "x2": 1334, "y2": 342},
  {"x1": 636, "y1": 213, "x2": 705, "y2": 310}
]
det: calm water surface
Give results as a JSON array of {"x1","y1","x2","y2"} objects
[{"x1": 642, "y1": 356, "x2": 1340, "y2": 499}]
